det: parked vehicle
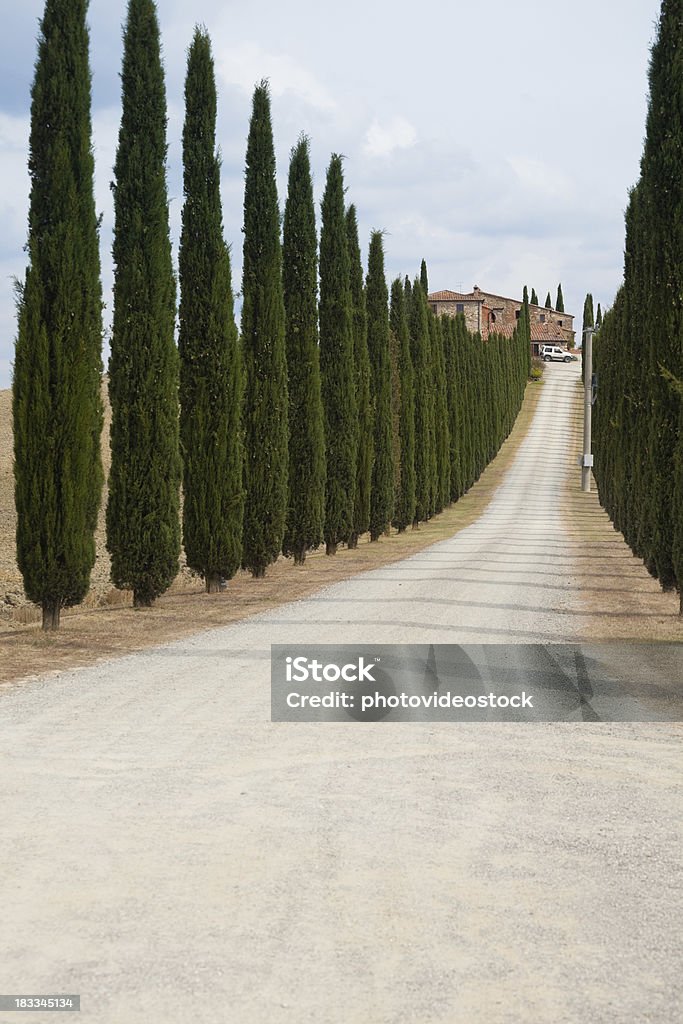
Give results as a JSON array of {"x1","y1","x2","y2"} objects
[{"x1": 541, "y1": 345, "x2": 573, "y2": 362}]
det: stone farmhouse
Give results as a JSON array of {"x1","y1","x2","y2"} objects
[{"x1": 427, "y1": 286, "x2": 575, "y2": 355}]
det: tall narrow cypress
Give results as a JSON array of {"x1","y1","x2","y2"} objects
[
  {"x1": 592, "y1": 1, "x2": 683, "y2": 611},
  {"x1": 410, "y1": 278, "x2": 435, "y2": 524},
  {"x1": 107, "y1": 0, "x2": 180, "y2": 608},
  {"x1": 179, "y1": 29, "x2": 243, "y2": 593},
  {"x1": 596, "y1": 303, "x2": 603, "y2": 329},
  {"x1": 390, "y1": 278, "x2": 415, "y2": 531},
  {"x1": 319, "y1": 155, "x2": 357, "y2": 554},
  {"x1": 545, "y1": 291, "x2": 552, "y2": 309},
  {"x1": 282, "y1": 137, "x2": 325, "y2": 565},
  {"x1": 366, "y1": 231, "x2": 394, "y2": 540},
  {"x1": 13, "y1": 0, "x2": 103, "y2": 630},
  {"x1": 556, "y1": 283, "x2": 565, "y2": 312},
  {"x1": 582, "y1": 293, "x2": 594, "y2": 334},
  {"x1": 346, "y1": 205, "x2": 372, "y2": 549},
  {"x1": 420, "y1": 259, "x2": 429, "y2": 296},
  {"x1": 530, "y1": 288, "x2": 539, "y2": 306},
  {"x1": 430, "y1": 313, "x2": 450, "y2": 513},
  {"x1": 240, "y1": 83, "x2": 288, "y2": 577}
]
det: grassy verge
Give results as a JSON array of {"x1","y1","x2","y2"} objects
[{"x1": 0, "y1": 384, "x2": 543, "y2": 684}]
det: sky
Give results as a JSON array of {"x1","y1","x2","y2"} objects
[{"x1": 0, "y1": 0, "x2": 663, "y2": 388}]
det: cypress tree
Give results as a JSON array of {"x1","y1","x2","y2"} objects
[
  {"x1": 388, "y1": 310, "x2": 402, "y2": 525},
  {"x1": 240, "y1": 82, "x2": 288, "y2": 577},
  {"x1": 430, "y1": 313, "x2": 451, "y2": 513},
  {"x1": 596, "y1": 302, "x2": 603, "y2": 329},
  {"x1": 640, "y1": 0, "x2": 683, "y2": 599},
  {"x1": 556, "y1": 283, "x2": 565, "y2": 312},
  {"x1": 420, "y1": 259, "x2": 429, "y2": 296},
  {"x1": 390, "y1": 279, "x2": 415, "y2": 531},
  {"x1": 444, "y1": 314, "x2": 462, "y2": 502},
  {"x1": 13, "y1": 0, "x2": 103, "y2": 630},
  {"x1": 179, "y1": 27, "x2": 243, "y2": 592},
  {"x1": 530, "y1": 288, "x2": 539, "y2": 306},
  {"x1": 410, "y1": 279, "x2": 435, "y2": 524},
  {"x1": 545, "y1": 291, "x2": 552, "y2": 309},
  {"x1": 366, "y1": 231, "x2": 394, "y2": 540},
  {"x1": 346, "y1": 205, "x2": 372, "y2": 549},
  {"x1": 282, "y1": 136, "x2": 325, "y2": 565},
  {"x1": 319, "y1": 155, "x2": 357, "y2": 554},
  {"x1": 523, "y1": 285, "x2": 529, "y2": 305},
  {"x1": 582, "y1": 293, "x2": 595, "y2": 335},
  {"x1": 107, "y1": 0, "x2": 180, "y2": 608}
]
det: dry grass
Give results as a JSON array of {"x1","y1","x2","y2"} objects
[
  {"x1": 0, "y1": 383, "x2": 544, "y2": 683},
  {"x1": 565, "y1": 380, "x2": 682, "y2": 642}
]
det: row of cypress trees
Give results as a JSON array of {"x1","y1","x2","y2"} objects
[
  {"x1": 13, "y1": 0, "x2": 532, "y2": 629},
  {"x1": 528, "y1": 285, "x2": 564, "y2": 311},
  {"x1": 592, "y1": 0, "x2": 683, "y2": 614}
]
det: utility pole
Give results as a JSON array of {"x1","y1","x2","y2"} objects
[{"x1": 581, "y1": 326, "x2": 594, "y2": 492}]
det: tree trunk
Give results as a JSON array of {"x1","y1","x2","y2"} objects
[
  {"x1": 347, "y1": 534, "x2": 358, "y2": 550},
  {"x1": 370, "y1": 531, "x2": 380, "y2": 542},
  {"x1": 251, "y1": 566, "x2": 266, "y2": 579},
  {"x1": 326, "y1": 540, "x2": 337, "y2": 556},
  {"x1": 293, "y1": 548, "x2": 306, "y2": 566},
  {"x1": 42, "y1": 602, "x2": 60, "y2": 631},
  {"x1": 412, "y1": 520, "x2": 420, "y2": 530},
  {"x1": 679, "y1": 590, "x2": 683, "y2": 616},
  {"x1": 133, "y1": 591, "x2": 154, "y2": 608},
  {"x1": 206, "y1": 572, "x2": 222, "y2": 594}
]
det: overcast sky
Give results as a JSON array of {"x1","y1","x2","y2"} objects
[{"x1": 0, "y1": 0, "x2": 662, "y2": 387}]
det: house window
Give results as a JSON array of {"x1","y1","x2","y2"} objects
[
  {"x1": 456, "y1": 303, "x2": 464, "y2": 313},
  {"x1": 515, "y1": 309, "x2": 520, "y2": 319},
  {"x1": 558, "y1": 320, "x2": 563, "y2": 326},
  {"x1": 540, "y1": 314, "x2": 546, "y2": 323},
  {"x1": 430, "y1": 303, "x2": 437, "y2": 314}
]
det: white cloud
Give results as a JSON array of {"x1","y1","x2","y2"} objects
[
  {"x1": 507, "y1": 156, "x2": 575, "y2": 201},
  {"x1": 214, "y1": 42, "x2": 336, "y2": 112},
  {"x1": 363, "y1": 116, "x2": 417, "y2": 159}
]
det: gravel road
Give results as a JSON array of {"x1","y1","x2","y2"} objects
[{"x1": 1, "y1": 362, "x2": 681, "y2": 1024}]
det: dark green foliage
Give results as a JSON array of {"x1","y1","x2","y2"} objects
[
  {"x1": 409, "y1": 280, "x2": 436, "y2": 523},
  {"x1": 390, "y1": 279, "x2": 415, "y2": 531},
  {"x1": 582, "y1": 293, "x2": 594, "y2": 334},
  {"x1": 420, "y1": 259, "x2": 429, "y2": 295},
  {"x1": 346, "y1": 205, "x2": 372, "y2": 549},
  {"x1": 106, "y1": 0, "x2": 180, "y2": 608},
  {"x1": 556, "y1": 283, "x2": 565, "y2": 312},
  {"x1": 366, "y1": 231, "x2": 394, "y2": 540},
  {"x1": 179, "y1": 27, "x2": 243, "y2": 592},
  {"x1": 430, "y1": 313, "x2": 450, "y2": 513},
  {"x1": 595, "y1": 303, "x2": 602, "y2": 329},
  {"x1": 523, "y1": 285, "x2": 529, "y2": 305},
  {"x1": 13, "y1": 0, "x2": 103, "y2": 630},
  {"x1": 281, "y1": 137, "x2": 326, "y2": 565},
  {"x1": 592, "y1": 0, "x2": 683, "y2": 610},
  {"x1": 319, "y1": 155, "x2": 357, "y2": 554},
  {"x1": 545, "y1": 291, "x2": 552, "y2": 309},
  {"x1": 240, "y1": 82, "x2": 288, "y2": 577},
  {"x1": 530, "y1": 288, "x2": 539, "y2": 306}
]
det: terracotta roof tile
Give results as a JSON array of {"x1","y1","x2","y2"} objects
[{"x1": 428, "y1": 290, "x2": 482, "y2": 303}]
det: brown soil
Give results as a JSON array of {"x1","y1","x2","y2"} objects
[{"x1": 0, "y1": 382, "x2": 543, "y2": 683}]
